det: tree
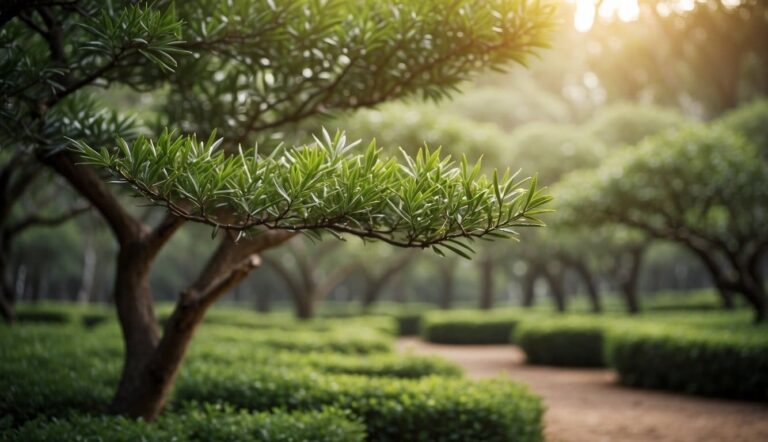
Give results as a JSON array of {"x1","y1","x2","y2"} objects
[
  {"x1": 557, "y1": 124, "x2": 768, "y2": 322},
  {"x1": 262, "y1": 238, "x2": 358, "y2": 319},
  {"x1": 582, "y1": 0, "x2": 768, "y2": 116},
  {"x1": 4, "y1": 0, "x2": 556, "y2": 420}
]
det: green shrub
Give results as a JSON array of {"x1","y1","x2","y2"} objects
[
  {"x1": 190, "y1": 344, "x2": 462, "y2": 379},
  {"x1": 5, "y1": 405, "x2": 365, "y2": 442},
  {"x1": 197, "y1": 324, "x2": 392, "y2": 354},
  {"x1": 606, "y1": 325, "x2": 768, "y2": 401},
  {"x1": 393, "y1": 312, "x2": 422, "y2": 336},
  {"x1": 177, "y1": 367, "x2": 544, "y2": 442},
  {"x1": 421, "y1": 310, "x2": 522, "y2": 344},
  {"x1": 515, "y1": 318, "x2": 606, "y2": 367}
]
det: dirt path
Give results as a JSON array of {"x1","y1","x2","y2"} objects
[{"x1": 397, "y1": 338, "x2": 768, "y2": 442}]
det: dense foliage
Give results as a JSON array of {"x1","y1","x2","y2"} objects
[
  {"x1": 514, "y1": 318, "x2": 605, "y2": 367},
  {"x1": 6, "y1": 407, "x2": 365, "y2": 442},
  {"x1": 421, "y1": 310, "x2": 523, "y2": 344},
  {"x1": 607, "y1": 325, "x2": 768, "y2": 401},
  {"x1": 0, "y1": 311, "x2": 545, "y2": 440}
]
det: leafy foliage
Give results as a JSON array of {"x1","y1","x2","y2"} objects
[
  {"x1": 607, "y1": 324, "x2": 768, "y2": 401},
  {"x1": 7, "y1": 406, "x2": 366, "y2": 442},
  {"x1": 515, "y1": 318, "x2": 605, "y2": 367},
  {"x1": 420, "y1": 309, "x2": 524, "y2": 344},
  {"x1": 75, "y1": 129, "x2": 552, "y2": 254}
]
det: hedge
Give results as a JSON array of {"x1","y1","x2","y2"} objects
[
  {"x1": 4, "y1": 405, "x2": 365, "y2": 442},
  {"x1": 191, "y1": 345, "x2": 462, "y2": 379},
  {"x1": 177, "y1": 366, "x2": 544, "y2": 442},
  {"x1": 514, "y1": 318, "x2": 607, "y2": 367},
  {"x1": 606, "y1": 325, "x2": 768, "y2": 401},
  {"x1": 194, "y1": 323, "x2": 393, "y2": 354},
  {"x1": 420, "y1": 310, "x2": 523, "y2": 344}
]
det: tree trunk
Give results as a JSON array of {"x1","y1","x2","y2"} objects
[
  {"x1": 564, "y1": 258, "x2": 601, "y2": 313},
  {"x1": 619, "y1": 247, "x2": 644, "y2": 315},
  {"x1": 294, "y1": 291, "x2": 315, "y2": 320},
  {"x1": 543, "y1": 266, "x2": 566, "y2": 313},
  {"x1": 521, "y1": 266, "x2": 538, "y2": 307},
  {"x1": 109, "y1": 245, "x2": 163, "y2": 416},
  {"x1": 479, "y1": 258, "x2": 494, "y2": 310}
]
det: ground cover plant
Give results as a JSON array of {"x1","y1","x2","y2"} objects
[{"x1": 0, "y1": 307, "x2": 545, "y2": 440}]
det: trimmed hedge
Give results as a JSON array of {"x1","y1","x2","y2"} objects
[
  {"x1": 177, "y1": 367, "x2": 544, "y2": 442},
  {"x1": 514, "y1": 318, "x2": 606, "y2": 367},
  {"x1": 421, "y1": 310, "x2": 522, "y2": 344},
  {"x1": 191, "y1": 345, "x2": 463, "y2": 379},
  {"x1": 5, "y1": 405, "x2": 365, "y2": 442},
  {"x1": 196, "y1": 323, "x2": 393, "y2": 354},
  {"x1": 606, "y1": 325, "x2": 768, "y2": 401}
]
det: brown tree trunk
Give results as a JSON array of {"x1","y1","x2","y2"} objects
[
  {"x1": 109, "y1": 244, "x2": 163, "y2": 415},
  {"x1": 479, "y1": 258, "x2": 494, "y2": 310},
  {"x1": 618, "y1": 246, "x2": 644, "y2": 315},
  {"x1": 521, "y1": 266, "x2": 538, "y2": 307},
  {"x1": 294, "y1": 291, "x2": 316, "y2": 320},
  {"x1": 543, "y1": 266, "x2": 566, "y2": 313},
  {"x1": 578, "y1": 264, "x2": 601, "y2": 313}
]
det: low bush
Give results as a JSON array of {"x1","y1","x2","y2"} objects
[
  {"x1": 177, "y1": 367, "x2": 544, "y2": 442},
  {"x1": 515, "y1": 318, "x2": 606, "y2": 367},
  {"x1": 196, "y1": 324, "x2": 392, "y2": 354},
  {"x1": 421, "y1": 310, "x2": 523, "y2": 344},
  {"x1": 606, "y1": 325, "x2": 768, "y2": 401},
  {"x1": 190, "y1": 345, "x2": 462, "y2": 379},
  {"x1": 5, "y1": 405, "x2": 365, "y2": 442},
  {"x1": 392, "y1": 312, "x2": 422, "y2": 336}
]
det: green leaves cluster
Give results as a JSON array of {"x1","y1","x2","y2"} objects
[
  {"x1": 556, "y1": 124, "x2": 768, "y2": 247},
  {"x1": 75, "y1": 129, "x2": 552, "y2": 254},
  {"x1": 164, "y1": 0, "x2": 556, "y2": 140}
]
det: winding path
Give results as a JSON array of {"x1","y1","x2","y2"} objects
[{"x1": 396, "y1": 338, "x2": 768, "y2": 442}]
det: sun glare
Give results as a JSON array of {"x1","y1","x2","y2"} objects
[{"x1": 573, "y1": 0, "x2": 640, "y2": 32}]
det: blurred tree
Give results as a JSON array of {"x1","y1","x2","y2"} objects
[
  {"x1": 3, "y1": 0, "x2": 555, "y2": 420},
  {"x1": 558, "y1": 124, "x2": 768, "y2": 321},
  {"x1": 263, "y1": 238, "x2": 357, "y2": 320},
  {"x1": 585, "y1": 0, "x2": 768, "y2": 116}
]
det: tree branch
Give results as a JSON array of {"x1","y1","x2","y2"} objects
[{"x1": 7, "y1": 203, "x2": 90, "y2": 238}]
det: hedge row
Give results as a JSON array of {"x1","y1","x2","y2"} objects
[
  {"x1": 514, "y1": 318, "x2": 605, "y2": 367},
  {"x1": 607, "y1": 326, "x2": 768, "y2": 401},
  {"x1": 178, "y1": 366, "x2": 544, "y2": 442},
  {"x1": 4, "y1": 405, "x2": 364, "y2": 442},
  {"x1": 1, "y1": 323, "x2": 543, "y2": 440},
  {"x1": 420, "y1": 310, "x2": 523, "y2": 344},
  {"x1": 193, "y1": 345, "x2": 462, "y2": 379}
]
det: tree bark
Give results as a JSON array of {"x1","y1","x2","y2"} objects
[
  {"x1": 614, "y1": 246, "x2": 645, "y2": 315},
  {"x1": 571, "y1": 260, "x2": 602, "y2": 313},
  {"x1": 542, "y1": 265, "x2": 566, "y2": 313},
  {"x1": 479, "y1": 258, "x2": 494, "y2": 310},
  {"x1": 521, "y1": 266, "x2": 539, "y2": 308},
  {"x1": 110, "y1": 254, "x2": 261, "y2": 419}
]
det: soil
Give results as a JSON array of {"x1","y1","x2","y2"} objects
[{"x1": 396, "y1": 338, "x2": 768, "y2": 442}]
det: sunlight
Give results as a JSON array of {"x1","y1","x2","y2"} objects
[{"x1": 574, "y1": 0, "x2": 640, "y2": 32}]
